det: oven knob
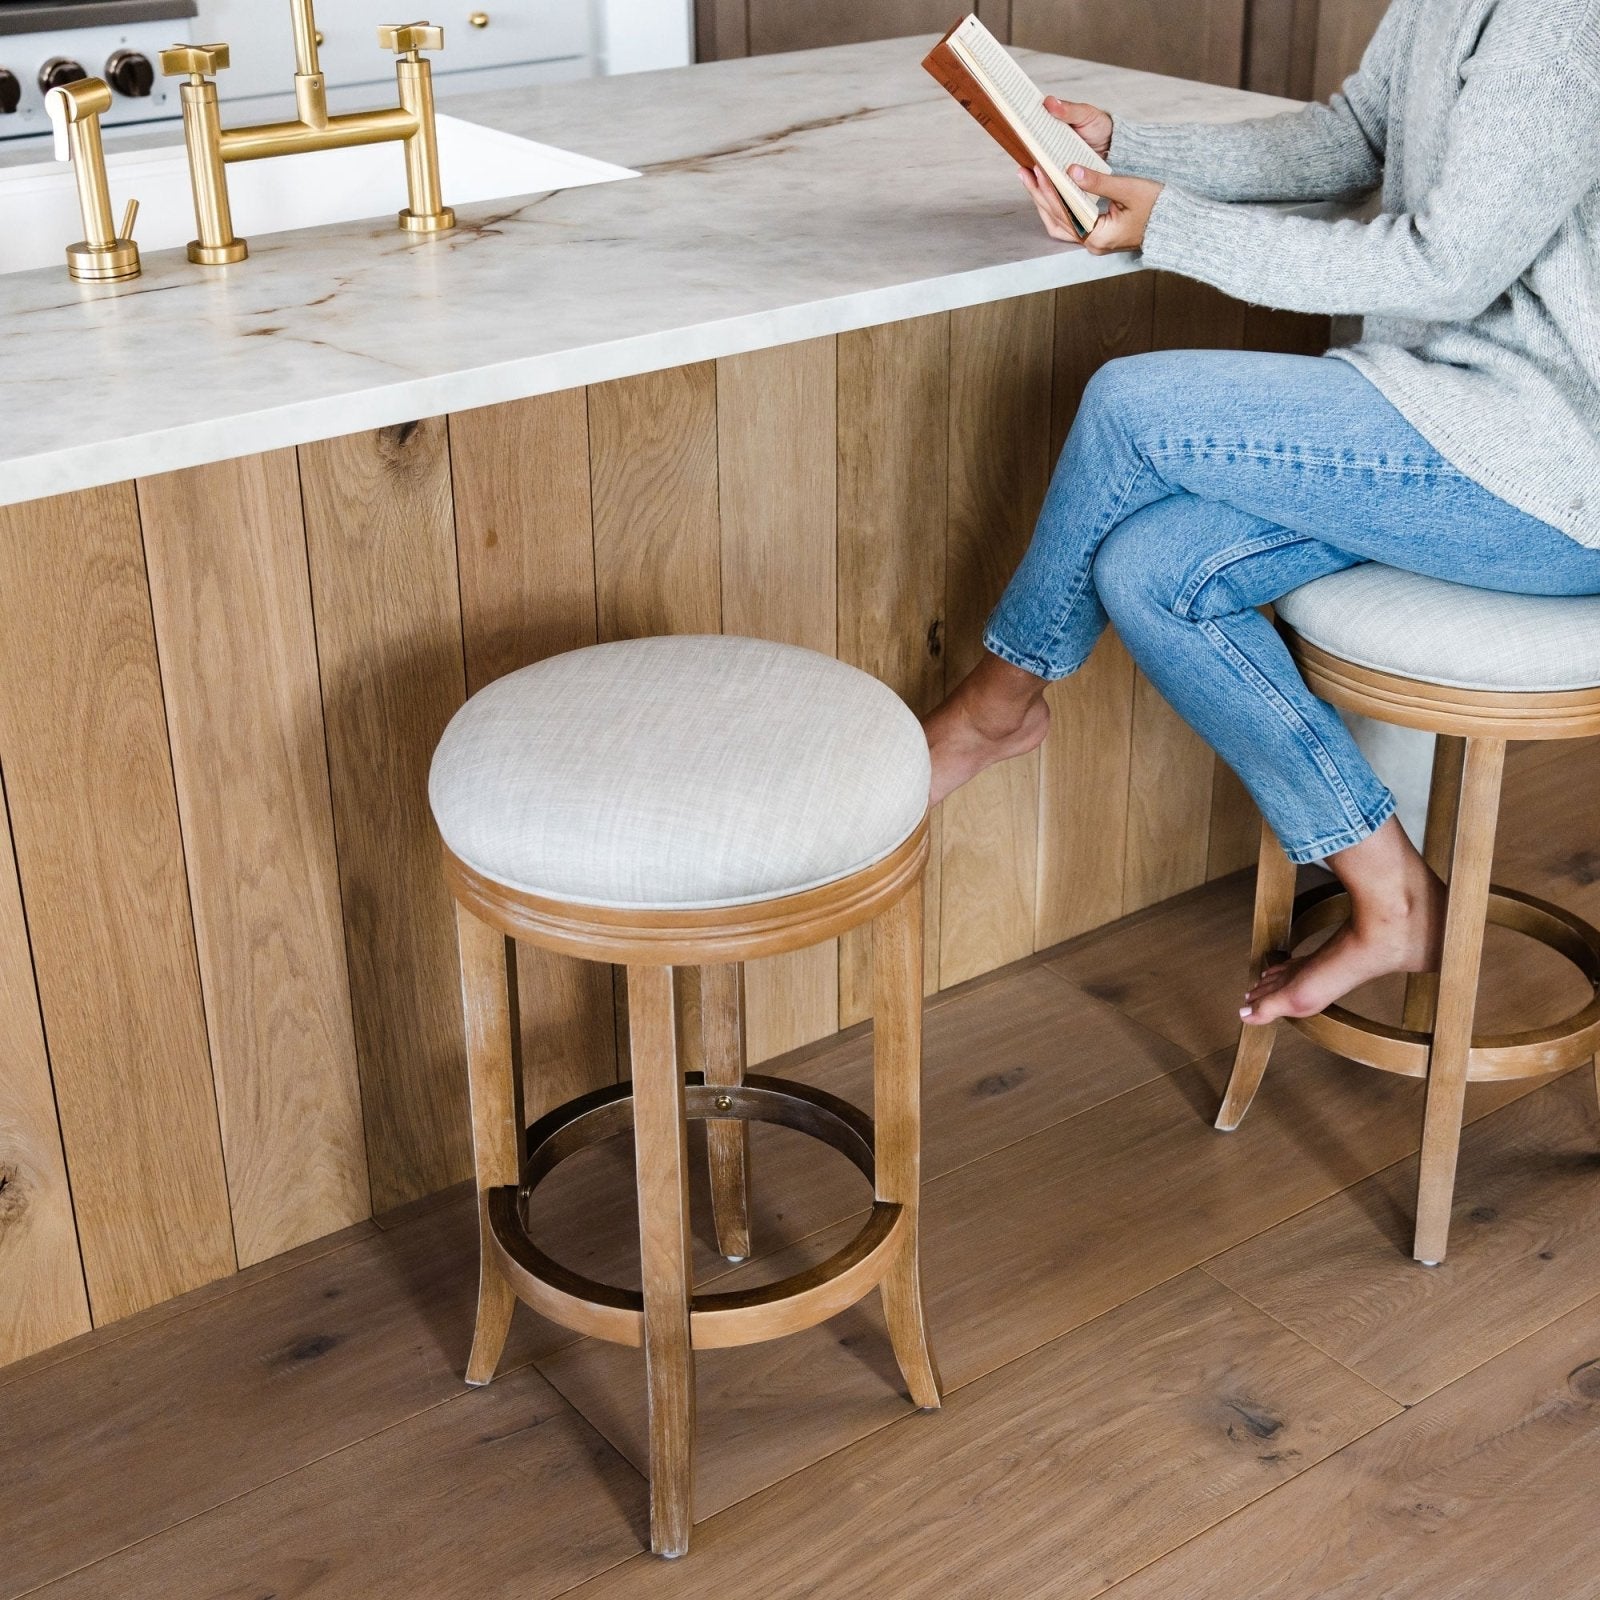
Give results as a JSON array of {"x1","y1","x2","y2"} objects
[
  {"x1": 38, "y1": 58, "x2": 89, "y2": 94},
  {"x1": 105, "y1": 50, "x2": 156, "y2": 98},
  {"x1": 0, "y1": 68, "x2": 20, "y2": 114}
]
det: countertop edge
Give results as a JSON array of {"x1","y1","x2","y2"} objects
[{"x1": 2, "y1": 247, "x2": 1145, "y2": 509}]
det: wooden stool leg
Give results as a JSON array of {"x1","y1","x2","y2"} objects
[
  {"x1": 1414, "y1": 737, "x2": 1505, "y2": 1266},
  {"x1": 1216, "y1": 824, "x2": 1298, "y2": 1132},
  {"x1": 1402, "y1": 735, "x2": 1466, "y2": 1032},
  {"x1": 700, "y1": 963, "x2": 751, "y2": 1262},
  {"x1": 872, "y1": 881, "x2": 942, "y2": 1411},
  {"x1": 629, "y1": 963, "x2": 696, "y2": 1558},
  {"x1": 456, "y1": 903, "x2": 525, "y2": 1387}
]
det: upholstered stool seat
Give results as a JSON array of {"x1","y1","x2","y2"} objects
[
  {"x1": 1275, "y1": 565, "x2": 1600, "y2": 693},
  {"x1": 431, "y1": 633, "x2": 941, "y2": 1559},
  {"x1": 1220, "y1": 563, "x2": 1600, "y2": 1267},
  {"x1": 430, "y1": 634, "x2": 930, "y2": 909}
]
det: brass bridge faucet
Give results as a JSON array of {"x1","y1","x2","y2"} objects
[{"x1": 160, "y1": 2, "x2": 455, "y2": 266}]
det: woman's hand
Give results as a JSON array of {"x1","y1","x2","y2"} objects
[
  {"x1": 1020, "y1": 164, "x2": 1165, "y2": 256},
  {"x1": 1042, "y1": 97, "x2": 1112, "y2": 161}
]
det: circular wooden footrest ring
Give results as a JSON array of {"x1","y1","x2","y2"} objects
[
  {"x1": 1285, "y1": 880, "x2": 1600, "y2": 1081},
  {"x1": 484, "y1": 1073, "x2": 907, "y2": 1351}
]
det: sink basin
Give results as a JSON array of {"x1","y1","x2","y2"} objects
[{"x1": 0, "y1": 115, "x2": 637, "y2": 276}]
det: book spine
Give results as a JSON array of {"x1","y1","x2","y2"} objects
[{"x1": 921, "y1": 41, "x2": 1035, "y2": 175}]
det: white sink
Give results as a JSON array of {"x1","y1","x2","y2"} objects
[{"x1": 0, "y1": 115, "x2": 637, "y2": 276}]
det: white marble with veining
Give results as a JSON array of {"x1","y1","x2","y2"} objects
[{"x1": 0, "y1": 39, "x2": 1294, "y2": 508}]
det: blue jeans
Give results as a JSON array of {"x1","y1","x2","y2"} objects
[{"x1": 985, "y1": 350, "x2": 1600, "y2": 864}]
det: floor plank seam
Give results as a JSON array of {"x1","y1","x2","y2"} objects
[
  {"x1": 0, "y1": 1227, "x2": 380, "y2": 1396},
  {"x1": 14, "y1": 1376, "x2": 646, "y2": 1600}
]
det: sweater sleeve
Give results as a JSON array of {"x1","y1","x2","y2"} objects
[
  {"x1": 1138, "y1": 59, "x2": 1600, "y2": 322},
  {"x1": 1108, "y1": 0, "x2": 1403, "y2": 204}
]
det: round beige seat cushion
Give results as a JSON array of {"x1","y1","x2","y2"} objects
[
  {"x1": 1275, "y1": 564, "x2": 1600, "y2": 693},
  {"x1": 429, "y1": 635, "x2": 931, "y2": 911}
]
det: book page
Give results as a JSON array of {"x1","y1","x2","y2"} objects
[{"x1": 949, "y1": 15, "x2": 1110, "y2": 230}]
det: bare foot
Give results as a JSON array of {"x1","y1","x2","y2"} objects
[
  {"x1": 1241, "y1": 869, "x2": 1447, "y2": 1026},
  {"x1": 923, "y1": 657, "x2": 1051, "y2": 806}
]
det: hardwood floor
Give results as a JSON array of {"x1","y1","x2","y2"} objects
[{"x1": 5, "y1": 737, "x2": 1598, "y2": 1600}]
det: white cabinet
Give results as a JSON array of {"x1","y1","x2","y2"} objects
[{"x1": 193, "y1": 0, "x2": 595, "y2": 101}]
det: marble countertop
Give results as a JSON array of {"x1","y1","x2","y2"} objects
[{"x1": 0, "y1": 38, "x2": 1292, "y2": 509}]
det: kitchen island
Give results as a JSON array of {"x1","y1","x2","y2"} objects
[{"x1": 0, "y1": 38, "x2": 1328, "y2": 1364}]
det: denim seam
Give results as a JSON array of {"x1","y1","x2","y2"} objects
[
  {"x1": 1282, "y1": 794, "x2": 1398, "y2": 866},
  {"x1": 1145, "y1": 444, "x2": 1468, "y2": 479},
  {"x1": 1196, "y1": 616, "x2": 1384, "y2": 837},
  {"x1": 1171, "y1": 528, "x2": 1314, "y2": 619},
  {"x1": 988, "y1": 458, "x2": 1158, "y2": 678}
]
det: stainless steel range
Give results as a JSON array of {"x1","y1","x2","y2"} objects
[{"x1": 0, "y1": 0, "x2": 194, "y2": 140}]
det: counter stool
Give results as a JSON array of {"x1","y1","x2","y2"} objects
[
  {"x1": 428, "y1": 634, "x2": 941, "y2": 1558},
  {"x1": 1217, "y1": 565, "x2": 1600, "y2": 1266}
]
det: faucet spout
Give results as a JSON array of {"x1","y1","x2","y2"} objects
[{"x1": 288, "y1": 0, "x2": 329, "y2": 129}]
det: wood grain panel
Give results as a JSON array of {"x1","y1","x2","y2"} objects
[
  {"x1": 138, "y1": 454, "x2": 369, "y2": 1265},
  {"x1": 747, "y1": 0, "x2": 965, "y2": 55},
  {"x1": 836, "y1": 314, "x2": 949, "y2": 1024},
  {"x1": 1035, "y1": 275, "x2": 1153, "y2": 946},
  {"x1": 589, "y1": 363, "x2": 721, "y2": 643},
  {"x1": 940, "y1": 292, "x2": 1054, "y2": 987},
  {"x1": 0, "y1": 767, "x2": 89, "y2": 1364},
  {"x1": 1206, "y1": 760, "x2": 1260, "y2": 880},
  {"x1": 449, "y1": 392, "x2": 617, "y2": 1116},
  {"x1": 298, "y1": 422, "x2": 472, "y2": 1213},
  {"x1": 1013, "y1": 0, "x2": 1247, "y2": 88},
  {"x1": 1244, "y1": 304, "x2": 1333, "y2": 360},
  {"x1": 1102, "y1": 1291, "x2": 1600, "y2": 1600},
  {"x1": 1312, "y1": 0, "x2": 1389, "y2": 102},
  {"x1": 718, "y1": 340, "x2": 841, "y2": 1062},
  {"x1": 1245, "y1": 0, "x2": 1322, "y2": 98},
  {"x1": 566, "y1": 1271, "x2": 1393, "y2": 1599},
  {"x1": 695, "y1": 0, "x2": 748, "y2": 60},
  {"x1": 1207, "y1": 1066, "x2": 1600, "y2": 1406},
  {"x1": 0, "y1": 485, "x2": 233, "y2": 1322},
  {"x1": 0, "y1": 1196, "x2": 574, "y2": 1597}
]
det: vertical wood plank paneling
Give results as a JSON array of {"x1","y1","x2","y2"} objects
[
  {"x1": 718, "y1": 340, "x2": 841, "y2": 1063},
  {"x1": 138, "y1": 453, "x2": 370, "y2": 1266},
  {"x1": 1034, "y1": 275, "x2": 1154, "y2": 948},
  {"x1": 589, "y1": 364, "x2": 722, "y2": 1069},
  {"x1": 450, "y1": 393, "x2": 618, "y2": 1116},
  {"x1": 590, "y1": 364, "x2": 722, "y2": 642},
  {"x1": 940, "y1": 292, "x2": 1055, "y2": 988},
  {"x1": 0, "y1": 766, "x2": 90, "y2": 1363},
  {"x1": 0, "y1": 485, "x2": 233, "y2": 1322},
  {"x1": 1012, "y1": 0, "x2": 1246, "y2": 87},
  {"x1": 298, "y1": 422, "x2": 472, "y2": 1214},
  {"x1": 837, "y1": 314, "x2": 950, "y2": 1025},
  {"x1": 1313, "y1": 0, "x2": 1389, "y2": 101},
  {"x1": 1245, "y1": 0, "x2": 1323, "y2": 97}
]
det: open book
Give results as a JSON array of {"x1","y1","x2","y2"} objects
[{"x1": 923, "y1": 14, "x2": 1111, "y2": 237}]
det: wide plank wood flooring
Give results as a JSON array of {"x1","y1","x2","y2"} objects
[{"x1": 5, "y1": 737, "x2": 1598, "y2": 1600}]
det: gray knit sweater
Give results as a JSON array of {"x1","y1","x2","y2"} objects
[{"x1": 1111, "y1": 0, "x2": 1600, "y2": 548}]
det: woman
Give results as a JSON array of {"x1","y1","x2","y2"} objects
[{"x1": 924, "y1": 0, "x2": 1600, "y2": 1027}]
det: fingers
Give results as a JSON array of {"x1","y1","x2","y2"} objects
[
  {"x1": 1019, "y1": 167, "x2": 1081, "y2": 245},
  {"x1": 1043, "y1": 96, "x2": 1096, "y2": 126},
  {"x1": 1068, "y1": 165, "x2": 1142, "y2": 203}
]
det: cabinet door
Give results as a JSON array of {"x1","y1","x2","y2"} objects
[
  {"x1": 732, "y1": 0, "x2": 998, "y2": 57},
  {"x1": 1012, "y1": 0, "x2": 1246, "y2": 88}
]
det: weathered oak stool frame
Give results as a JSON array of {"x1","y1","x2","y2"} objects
[
  {"x1": 445, "y1": 821, "x2": 942, "y2": 1558},
  {"x1": 1217, "y1": 629, "x2": 1600, "y2": 1266}
]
